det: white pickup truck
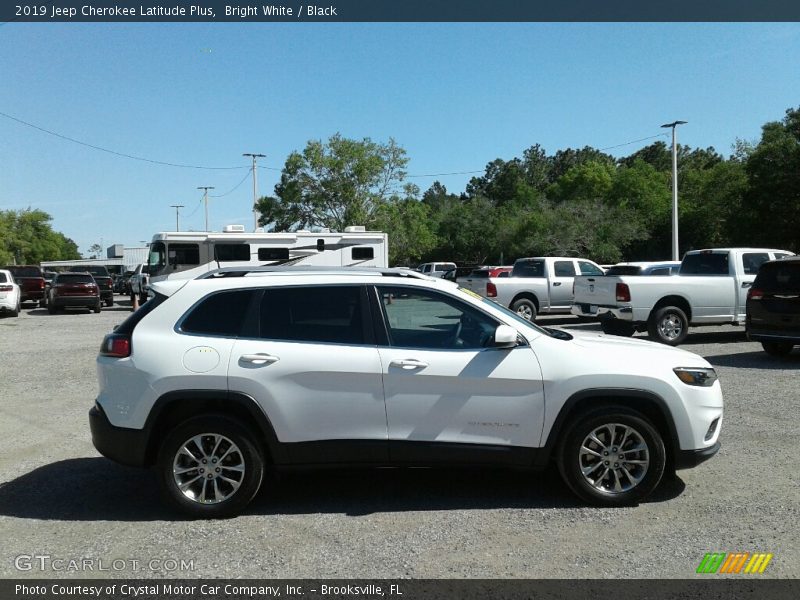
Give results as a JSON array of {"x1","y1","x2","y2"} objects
[
  {"x1": 128, "y1": 263, "x2": 150, "y2": 304},
  {"x1": 483, "y1": 256, "x2": 605, "y2": 320},
  {"x1": 572, "y1": 248, "x2": 794, "y2": 345}
]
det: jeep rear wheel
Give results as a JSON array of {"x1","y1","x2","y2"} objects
[
  {"x1": 158, "y1": 415, "x2": 265, "y2": 518},
  {"x1": 558, "y1": 409, "x2": 665, "y2": 506}
]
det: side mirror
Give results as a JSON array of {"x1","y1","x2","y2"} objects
[{"x1": 493, "y1": 324, "x2": 518, "y2": 348}]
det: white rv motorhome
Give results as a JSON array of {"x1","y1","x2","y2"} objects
[{"x1": 146, "y1": 225, "x2": 388, "y2": 285}]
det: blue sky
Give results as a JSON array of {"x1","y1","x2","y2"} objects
[{"x1": 2, "y1": 23, "x2": 799, "y2": 254}]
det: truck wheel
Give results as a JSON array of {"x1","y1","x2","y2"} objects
[
  {"x1": 557, "y1": 408, "x2": 666, "y2": 506},
  {"x1": 39, "y1": 298, "x2": 47, "y2": 308},
  {"x1": 105, "y1": 297, "x2": 114, "y2": 307},
  {"x1": 761, "y1": 341, "x2": 793, "y2": 356},
  {"x1": 158, "y1": 415, "x2": 265, "y2": 518},
  {"x1": 648, "y1": 306, "x2": 688, "y2": 346},
  {"x1": 600, "y1": 321, "x2": 635, "y2": 337},
  {"x1": 511, "y1": 298, "x2": 537, "y2": 321}
]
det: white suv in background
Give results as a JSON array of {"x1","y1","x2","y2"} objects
[{"x1": 90, "y1": 267, "x2": 723, "y2": 517}]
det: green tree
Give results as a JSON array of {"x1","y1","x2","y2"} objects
[
  {"x1": 0, "y1": 209, "x2": 80, "y2": 264},
  {"x1": 256, "y1": 134, "x2": 409, "y2": 232},
  {"x1": 741, "y1": 107, "x2": 800, "y2": 251}
]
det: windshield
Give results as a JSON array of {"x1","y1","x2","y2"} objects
[
  {"x1": 148, "y1": 242, "x2": 167, "y2": 274},
  {"x1": 8, "y1": 266, "x2": 41, "y2": 278}
]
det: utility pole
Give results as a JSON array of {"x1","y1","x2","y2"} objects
[
  {"x1": 170, "y1": 204, "x2": 184, "y2": 231},
  {"x1": 197, "y1": 187, "x2": 215, "y2": 232},
  {"x1": 661, "y1": 120, "x2": 688, "y2": 261},
  {"x1": 243, "y1": 153, "x2": 266, "y2": 231}
]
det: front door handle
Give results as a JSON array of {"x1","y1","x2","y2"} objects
[
  {"x1": 553, "y1": 282, "x2": 562, "y2": 286},
  {"x1": 240, "y1": 353, "x2": 279, "y2": 365},
  {"x1": 389, "y1": 358, "x2": 428, "y2": 370},
  {"x1": 741, "y1": 282, "x2": 752, "y2": 288}
]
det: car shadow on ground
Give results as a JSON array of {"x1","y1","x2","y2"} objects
[
  {"x1": 0, "y1": 458, "x2": 685, "y2": 521},
  {"x1": 705, "y1": 350, "x2": 800, "y2": 370}
]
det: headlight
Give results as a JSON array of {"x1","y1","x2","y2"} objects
[{"x1": 673, "y1": 367, "x2": 717, "y2": 387}]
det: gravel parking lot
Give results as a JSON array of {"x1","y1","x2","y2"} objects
[{"x1": 0, "y1": 299, "x2": 797, "y2": 579}]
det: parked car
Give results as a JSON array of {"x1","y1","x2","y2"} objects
[
  {"x1": 129, "y1": 263, "x2": 150, "y2": 304},
  {"x1": 2, "y1": 265, "x2": 46, "y2": 307},
  {"x1": 91, "y1": 265, "x2": 722, "y2": 517},
  {"x1": 69, "y1": 266, "x2": 114, "y2": 307},
  {"x1": 0, "y1": 269, "x2": 21, "y2": 317},
  {"x1": 603, "y1": 262, "x2": 682, "y2": 277},
  {"x1": 48, "y1": 272, "x2": 101, "y2": 314},
  {"x1": 441, "y1": 265, "x2": 477, "y2": 282},
  {"x1": 457, "y1": 266, "x2": 513, "y2": 293},
  {"x1": 482, "y1": 257, "x2": 606, "y2": 321},
  {"x1": 572, "y1": 248, "x2": 794, "y2": 345},
  {"x1": 415, "y1": 262, "x2": 457, "y2": 278},
  {"x1": 746, "y1": 257, "x2": 800, "y2": 356}
]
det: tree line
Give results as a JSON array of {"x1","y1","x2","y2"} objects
[
  {"x1": 0, "y1": 209, "x2": 80, "y2": 266},
  {"x1": 257, "y1": 107, "x2": 800, "y2": 266}
]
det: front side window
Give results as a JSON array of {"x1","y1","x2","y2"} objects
[
  {"x1": 260, "y1": 286, "x2": 365, "y2": 344},
  {"x1": 554, "y1": 261, "x2": 575, "y2": 277},
  {"x1": 168, "y1": 243, "x2": 200, "y2": 266},
  {"x1": 377, "y1": 286, "x2": 498, "y2": 350},
  {"x1": 180, "y1": 289, "x2": 256, "y2": 337},
  {"x1": 741, "y1": 252, "x2": 770, "y2": 275}
]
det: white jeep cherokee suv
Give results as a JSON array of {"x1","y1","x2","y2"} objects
[{"x1": 90, "y1": 267, "x2": 723, "y2": 517}]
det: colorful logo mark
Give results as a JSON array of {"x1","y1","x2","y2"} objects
[{"x1": 697, "y1": 552, "x2": 773, "y2": 574}]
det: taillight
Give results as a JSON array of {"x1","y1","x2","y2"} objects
[
  {"x1": 748, "y1": 288, "x2": 764, "y2": 300},
  {"x1": 616, "y1": 283, "x2": 631, "y2": 302},
  {"x1": 487, "y1": 282, "x2": 497, "y2": 297},
  {"x1": 100, "y1": 334, "x2": 131, "y2": 358},
  {"x1": 39, "y1": 280, "x2": 45, "y2": 289},
  {"x1": 0, "y1": 285, "x2": 12, "y2": 292}
]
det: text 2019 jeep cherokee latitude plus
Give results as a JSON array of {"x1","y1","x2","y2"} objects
[{"x1": 90, "y1": 267, "x2": 722, "y2": 517}]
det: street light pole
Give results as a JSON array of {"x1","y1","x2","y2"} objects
[
  {"x1": 197, "y1": 187, "x2": 215, "y2": 231},
  {"x1": 661, "y1": 120, "x2": 687, "y2": 261},
  {"x1": 243, "y1": 153, "x2": 266, "y2": 231},
  {"x1": 170, "y1": 204, "x2": 184, "y2": 231}
]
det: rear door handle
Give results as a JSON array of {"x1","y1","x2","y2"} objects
[
  {"x1": 389, "y1": 358, "x2": 428, "y2": 370},
  {"x1": 240, "y1": 353, "x2": 279, "y2": 365},
  {"x1": 741, "y1": 282, "x2": 752, "y2": 288}
]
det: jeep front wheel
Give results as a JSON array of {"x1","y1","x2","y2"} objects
[
  {"x1": 158, "y1": 415, "x2": 265, "y2": 518},
  {"x1": 558, "y1": 409, "x2": 666, "y2": 506}
]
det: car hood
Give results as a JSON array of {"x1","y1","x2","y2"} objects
[{"x1": 566, "y1": 329, "x2": 712, "y2": 368}]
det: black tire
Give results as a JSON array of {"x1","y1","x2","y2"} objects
[
  {"x1": 93, "y1": 302, "x2": 101, "y2": 314},
  {"x1": 761, "y1": 341, "x2": 794, "y2": 356},
  {"x1": 558, "y1": 408, "x2": 666, "y2": 506},
  {"x1": 647, "y1": 305, "x2": 689, "y2": 346},
  {"x1": 12, "y1": 300, "x2": 20, "y2": 317},
  {"x1": 105, "y1": 297, "x2": 114, "y2": 307},
  {"x1": 48, "y1": 303, "x2": 56, "y2": 315},
  {"x1": 510, "y1": 298, "x2": 537, "y2": 322},
  {"x1": 39, "y1": 298, "x2": 46, "y2": 308},
  {"x1": 600, "y1": 320, "x2": 635, "y2": 337},
  {"x1": 158, "y1": 415, "x2": 265, "y2": 518},
  {"x1": 129, "y1": 293, "x2": 136, "y2": 304}
]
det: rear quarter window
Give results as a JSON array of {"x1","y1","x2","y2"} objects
[
  {"x1": 680, "y1": 253, "x2": 729, "y2": 276},
  {"x1": 179, "y1": 290, "x2": 257, "y2": 337},
  {"x1": 512, "y1": 260, "x2": 545, "y2": 278}
]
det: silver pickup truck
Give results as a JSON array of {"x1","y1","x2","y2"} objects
[
  {"x1": 572, "y1": 247, "x2": 794, "y2": 345},
  {"x1": 483, "y1": 256, "x2": 605, "y2": 321}
]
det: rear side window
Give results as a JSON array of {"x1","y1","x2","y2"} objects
[
  {"x1": 0, "y1": 273, "x2": 8, "y2": 283},
  {"x1": 554, "y1": 261, "x2": 576, "y2": 277},
  {"x1": 741, "y1": 252, "x2": 770, "y2": 275},
  {"x1": 215, "y1": 244, "x2": 251, "y2": 262},
  {"x1": 649, "y1": 267, "x2": 670, "y2": 276},
  {"x1": 680, "y1": 253, "x2": 729, "y2": 276},
  {"x1": 512, "y1": 260, "x2": 545, "y2": 278},
  {"x1": 258, "y1": 247, "x2": 291, "y2": 261},
  {"x1": 754, "y1": 263, "x2": 800, "y2": 292},
  {"x1": 352, "y1": 247, "x2": 374, "y2": 260},
  {"x1": 605, "y1": 266, "x2": 642, "y2": 276},
  {"x1": 434, "y1": 263, "x2": 455, "y2": 272},
  {"x1": 180, "y1": 290, "x2": 256, "y2": 337},
  {"x1": 259, "y1": 286, "x2": 365, "y2": 344}
]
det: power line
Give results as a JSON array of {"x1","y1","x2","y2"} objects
[
  {"x1": 210, "y1": 168, "x2": 253, "y2": 198},
  {"x1": 0, "y1": 110, "x2": 248, "y2": 170},
  {"x1": 599, "y1": 133, "x2": 669, "y2": 152}
]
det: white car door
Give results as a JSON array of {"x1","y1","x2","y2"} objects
[
  {"x1": 372, "y1": 285, "x2": 545, "y2": 464},
  {"x1": 549, "y1": 260, "x2": 576, "y2": 309},
  {"x1": 228, "y1": 285, "x2": 387, "y2": 462}
]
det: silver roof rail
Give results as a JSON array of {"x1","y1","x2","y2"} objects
[{"x1": 198, "y1": 265, "x2": 431, "y2": 280}]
